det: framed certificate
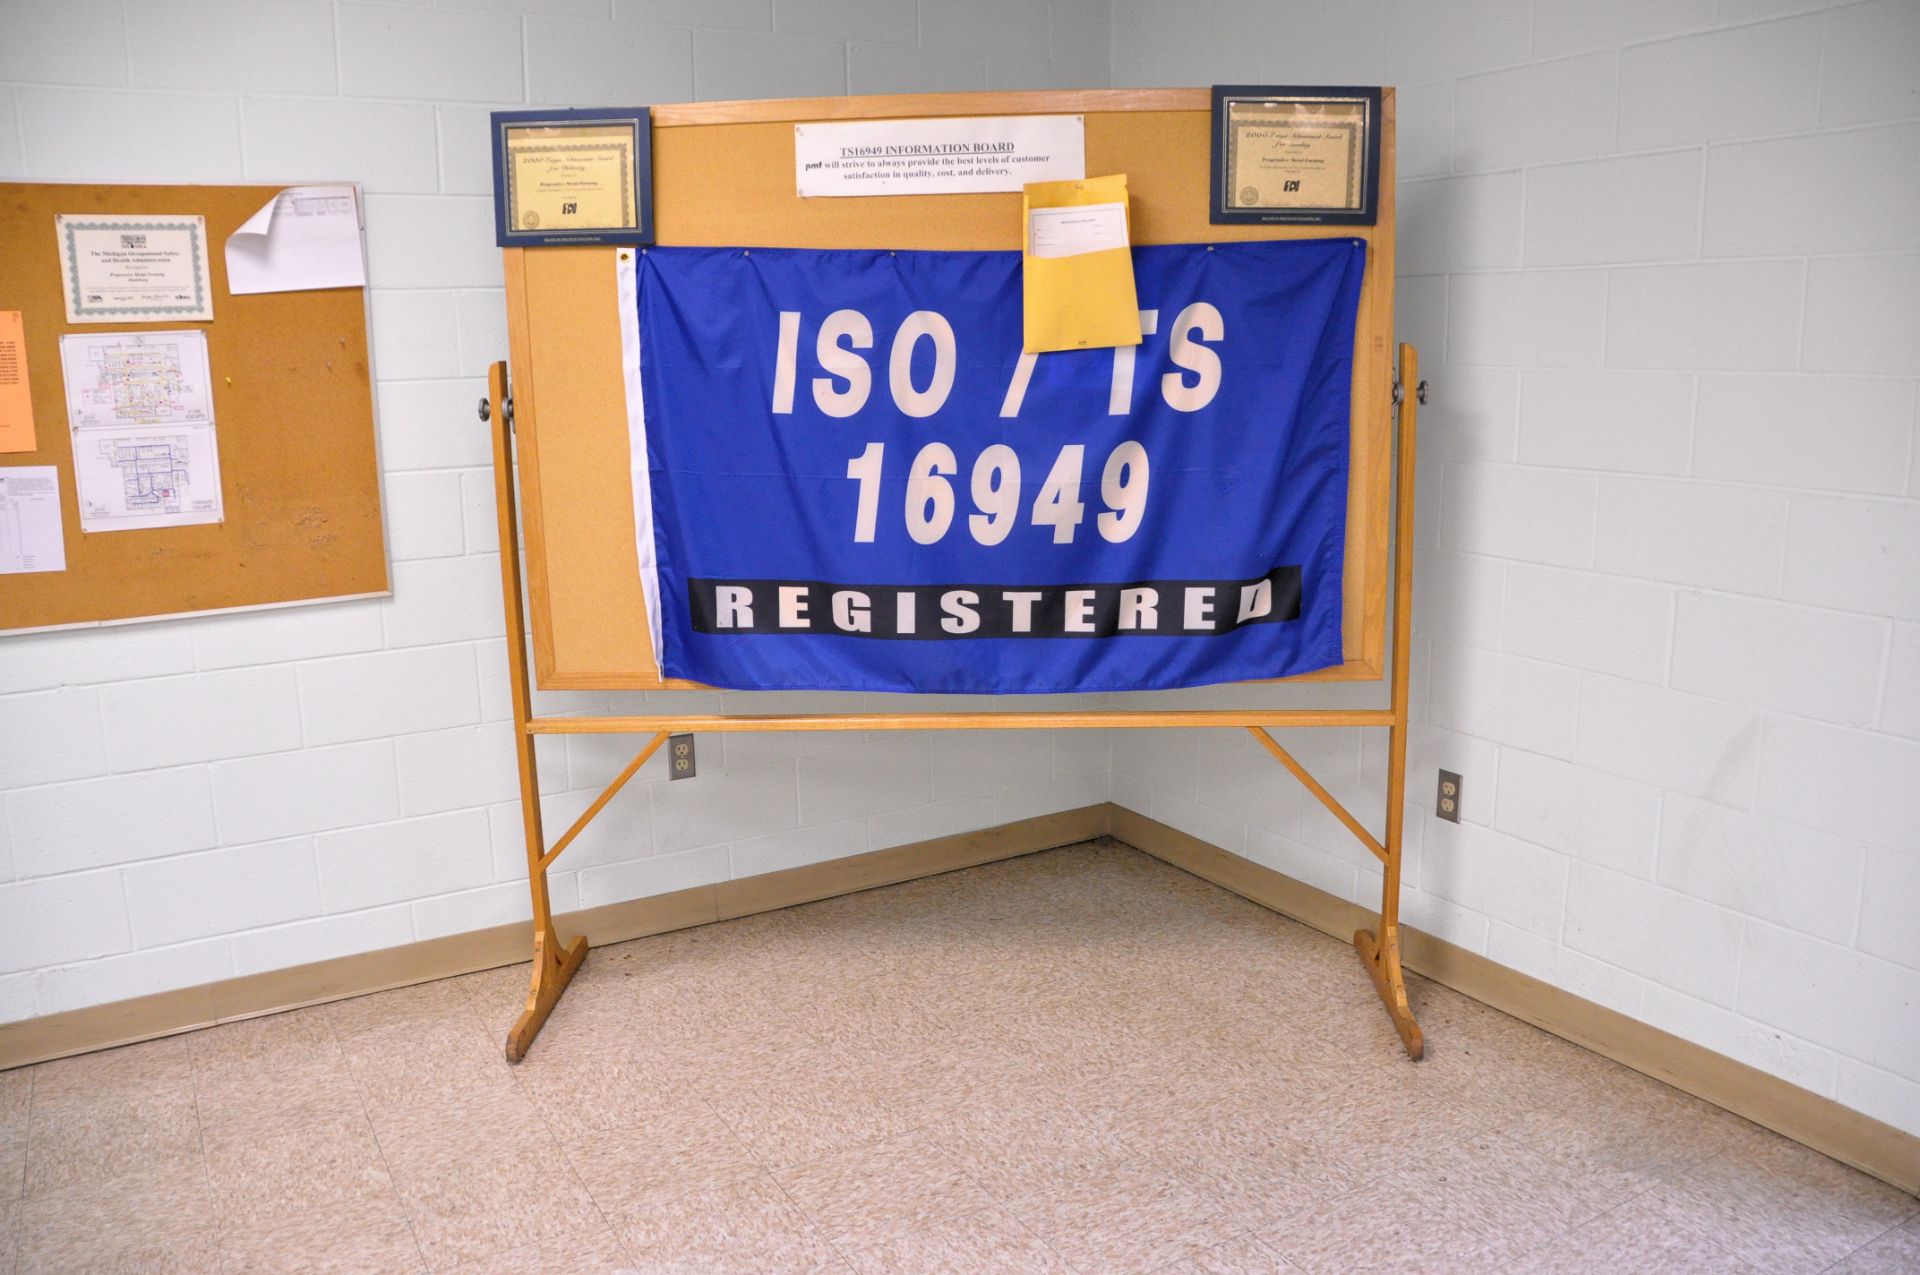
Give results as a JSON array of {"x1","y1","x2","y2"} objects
[
  {"x1": 491, "y1": 107, "x2": 653, "y2": 248},
  {"x1": 1209, "y1": 86, "x2": 1381, "y2": 226},
  {"x1": 55, "y1": 213, "x2": 214, "y2": 322}
]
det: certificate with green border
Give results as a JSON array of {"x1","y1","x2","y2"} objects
[{"x1": 55, "y1": 214, "x2": 214, "y2": 323}]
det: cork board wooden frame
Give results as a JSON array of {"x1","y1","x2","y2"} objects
[
  {"x1": 504, "y1": 88, "x2": 1395, "y2": 690},
  {"x1": 0, "y1": 182, "x2": 386, "y2": 633}
]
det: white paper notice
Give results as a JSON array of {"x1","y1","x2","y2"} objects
[
  {"x1": 225, "y1": 185, "x2": 367, "y2": 295},
  {"x1": 0, "y1": 467, "x2": 66, "y2": 574},
  {"x1": 58, "y1": 330, "x2": 223, "y2": 532},
  {"x1": 56, "y1": 214, "x2": 214, "y2": 323},
  {"x1": 796, "y1": 115, "x2": 1085, "y2": 197},
  {"x1": 1027, "y1": 202, "x2": 1129, "y2": 259}
]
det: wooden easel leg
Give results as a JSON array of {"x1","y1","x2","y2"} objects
[
  {"x1": 487, "y1": 361, "x2": 588, "y2": 1064},
  {"x1": 1355, "y1": 342, "x2": 1425, "y2": 1060},
  {"x1": 507, "y1": 928, "x2": 588, "y2": 1063},
  {"x1": 1355, "y1": 923, "x2": 1422, "y2": 1058}
]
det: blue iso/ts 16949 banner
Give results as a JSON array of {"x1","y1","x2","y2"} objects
[{"x1": 618, "y1": 238, "x2": 1365, "y2": 694}]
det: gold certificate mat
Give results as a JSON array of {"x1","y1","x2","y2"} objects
[
  {"x1": 1227, "y1": 100, "x2": 1363, "y2": 209},
  {"x1": 505, "y1": 123, "x2": 638, "y2": 233}
]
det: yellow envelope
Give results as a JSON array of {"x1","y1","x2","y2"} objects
[{"x1": 1022, "y1": 174, "x2": 1143, "y2": 355}]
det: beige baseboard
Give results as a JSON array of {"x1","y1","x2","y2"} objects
[
  {"x1": 0, "y1": 803, "x2": 1109, "y2": 1072},
  {"x1": 1111, "y1": 805, "x2": 1920, "y2": 1197},
  {"x1": 4, "y1": 797, "x2": 1913, "y2": 1195}
]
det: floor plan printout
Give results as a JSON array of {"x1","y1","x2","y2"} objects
[{"x1": 58, "y1": 330, "x2": 223, "y2": 532}]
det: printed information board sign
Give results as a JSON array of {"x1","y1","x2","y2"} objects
[{"x1": 794, "y1": 115, "x2": 1085, "y2": 196}]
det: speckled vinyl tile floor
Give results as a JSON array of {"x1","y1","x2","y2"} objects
[{"x1": 1, "y1": 840, "x2": 1913, "y2": 1273}]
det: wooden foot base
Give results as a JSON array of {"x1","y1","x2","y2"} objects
[
  {"x1": 505, "y1": 930, "x2": 587, "y2": 1063},
  {"x1": 1356, "y1": 925, "x2": 1424, "y2": 1060}
]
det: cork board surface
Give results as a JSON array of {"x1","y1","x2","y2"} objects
[
  {"x1": 0, "y1": 182, "x2": 386, "y2": 632},
  {"x1": 506, "y1": 88, "x2": 1394, "y2": 689}
]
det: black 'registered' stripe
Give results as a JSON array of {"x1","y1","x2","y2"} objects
[{"x1": 688, "y1": 566, "x2": 1301, "y2": 640}]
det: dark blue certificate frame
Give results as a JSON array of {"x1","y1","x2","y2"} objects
[
  {"x1": 491, "y1": 107, "x2": 654, "y2": 248},
  {"x1": 1209, "y1": 86, "x2": 1381, "y2": 227}
]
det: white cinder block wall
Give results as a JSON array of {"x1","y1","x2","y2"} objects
[
  {"x1": 0, "y1": 0, "x2": 1114, "y2": 1024},
  {"x1": 2, "y1": 0, "x2": 1916, "y2": 1144},
  {"x1": 1109, "y1": 0, "x2": 1920, "y2": 1138}
]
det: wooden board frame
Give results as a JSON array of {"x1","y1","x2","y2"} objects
[
  {"x1": 488, "y1": 88, "x2": 1424, "y2": 1064},
  {"x1": 0, "y1": 182, "x2": 387, "y2": 631},
  {"x1": 503, "y1": 87, "x2": 1396, "y2": 688}
]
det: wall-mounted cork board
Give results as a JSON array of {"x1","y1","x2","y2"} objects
[{"x1": 0, "y1": 181, "x2": 387, "y2": 632}]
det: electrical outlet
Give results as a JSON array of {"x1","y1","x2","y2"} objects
[
  {"x1": 1436, "y1": 769, "x2": 1461, "y2": 823},
  {"x1": 669, "y1": 733, "x2": 696, "y2": 780}
]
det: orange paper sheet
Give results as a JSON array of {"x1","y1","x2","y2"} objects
[{"x1": 0, "y1": 311, "x2": 33, "y2": 453}]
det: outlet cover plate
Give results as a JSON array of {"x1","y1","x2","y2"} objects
[{"x1": 669, "y1": 733, "x2": 696, "y2": 780}]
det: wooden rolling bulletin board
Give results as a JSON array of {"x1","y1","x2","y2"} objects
[
  {"x1": 0, "y1": 182, "x2": 386, "y2": 632},
  {"x1": 504, "y1": 87, "x2": 1397, "y2": 689}
]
